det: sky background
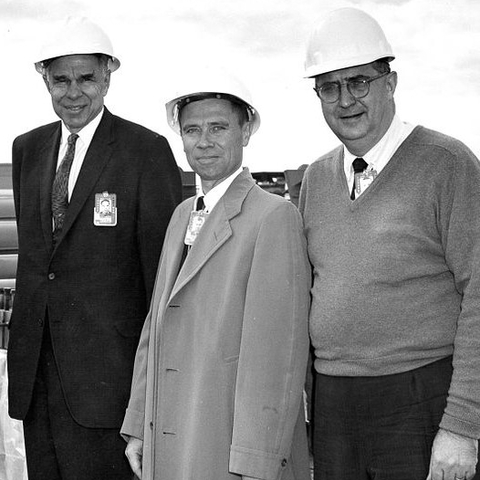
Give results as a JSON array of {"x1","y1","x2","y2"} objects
[{"x1": 1, "y1": 0, "x2": 479, "y2": 173}]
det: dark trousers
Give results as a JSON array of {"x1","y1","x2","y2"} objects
[
  {"x1": 312, "y1": 356, "x2": 479, "y2": 480},
  {"x1": 22, "y1": 320, "x2": 133, "y2": 480}
]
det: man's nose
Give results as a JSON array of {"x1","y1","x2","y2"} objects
[
  {"x1": 338, "y1": 83, "x2": 356, "y2": 108},
  {"x1": 66, "y1": 81, "x2": 82, "y2": 99},
  {"x1": 197, "y1": 130, "x2": 214, "y2": 148}
]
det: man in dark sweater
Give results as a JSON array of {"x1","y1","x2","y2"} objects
[{"x1": 300, "y1": 7, "x2": 480, "y2": 480}]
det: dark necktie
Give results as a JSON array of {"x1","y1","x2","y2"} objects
[
  {"x1": 351, "y1": 157, "x2": 368, "y2": 200},
  {"x1": 196, "y1": 195, "x2": 205, "y2": 211},
  {"x1": 52, "y1": 133, "x2": 79, "y2": 243}
]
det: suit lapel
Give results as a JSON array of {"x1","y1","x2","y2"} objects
[
  {"x1": 53, "y1": 110, "x2": 115, "y2": 248},
  {"x1": 168, "y1": 170, "x2": 255, "y2": 301},
  {"x1": 39, "y1": 123, "x2": 62, "y2": 252}
]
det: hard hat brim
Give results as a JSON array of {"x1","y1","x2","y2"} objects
[
  {"x1": 304, "y1": 54, "x2": 395, "y2": 78},
  {"x1": 34, "y1": 54, "x2": 120, "y2": 75},
  {"x1": 165, "y1": 92, "x2": 260, "y2": 136}
]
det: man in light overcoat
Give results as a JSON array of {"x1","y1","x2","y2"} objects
[{"x1": 121, "y1": 71, "x2": 311, "y2": 480}]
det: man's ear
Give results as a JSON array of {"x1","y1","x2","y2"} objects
[
  {"x1": 242, "y1": 121, "x2": 252, "y2": 147},
  {"x1": 386, "y1": 71, "x2": 397, "y2": 96},
  {"x1": 102, "y1": 70, "x2": 111, "y2": 97},
  {"x1": 42, "y1": 74, "x2": 51, "y2": 93}
]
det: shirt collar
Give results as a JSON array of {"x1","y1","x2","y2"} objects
[
  {"x1": 344, "y1": 115, "x2": 415, "y2": 173},
  {"x1": 197, "y1": 166, "x2": 243, "y2": 213}
]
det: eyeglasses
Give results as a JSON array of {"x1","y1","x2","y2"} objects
[{"x1": 313, "y1": 71, "x2": 390, "y2": 103}]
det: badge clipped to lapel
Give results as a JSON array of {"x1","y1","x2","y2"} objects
[
  {"x1": 184, "y1": 210, "x2": 208, "y2": 246},
  {"x1": 355, "y1": 168, "x2": 377, "y2": 197},
  {"x1": 94, "y1": 192, "x2": 117, "y2": 226}
]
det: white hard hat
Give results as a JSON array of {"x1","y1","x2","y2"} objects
[
  {"x1": 165, "y1": 67, "x2": 260, "y2": 135},
  {"x1": 304, "y1": 7, "x2": 394, "y2": 78},
  {"x1": 34, "y1": 16, "x2": 120, "y2": 74}
]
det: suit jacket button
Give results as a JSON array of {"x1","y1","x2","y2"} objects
[
  {"x1": 281, "y1": 458, "x2": 288, "y2": 467},
  {"x1": 48, "y1": 273, "x2": 55, "y2": 280},
  {"x1": 37, "y1": 318, "x2": 44, "y2": 326}
]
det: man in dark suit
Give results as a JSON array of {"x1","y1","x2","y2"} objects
[{"x1": 7, "y1": 16, "x2": 182, "y2": 480}]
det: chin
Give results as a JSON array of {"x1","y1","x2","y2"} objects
[
  {"x1": 338, "y1": 124, "x2": 369, "y2": 140},
  {"x1": 64, "y1": 120, "x2": 86, "y2": 132}
]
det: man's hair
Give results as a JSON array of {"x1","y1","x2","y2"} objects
[
  {"x1": 371, "y1": 59, "x2": 392, "y2": 74},
  {"x1": 178, "y1": 95, "x2": 250, "y2": 131},
  {"x1": 230, "y1": 101, "x2": 249, "y2": 127}
]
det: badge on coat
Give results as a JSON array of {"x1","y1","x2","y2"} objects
[
  {"x1": 184, "y1": 211, "x2": 208, "y2": 245},
  {"x1": 355, "y1": 168, "x2": 377, "y2": 196},
  {"x1": 93, "y1": 192, "x2": 117, "y2": 226}
]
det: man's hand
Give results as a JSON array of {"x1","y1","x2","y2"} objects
[
  {"x1": 426, "y1": 428, "x2": 478, "y2": 480},
  {"x1": 125, "y1": 436, "x2": 143, "y2": 479}
]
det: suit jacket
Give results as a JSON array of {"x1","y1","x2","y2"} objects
[
  {"x1": 8, "y1": 108, "x2": 183, "y2": 428},
  {"x1": 121, "y1": 169, "x2": 312, "y2": 480}
]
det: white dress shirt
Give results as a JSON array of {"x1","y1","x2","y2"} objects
[
  {"x1": 57, "y1": 108, "x2": 104, "y2": 201},
  {"x1": 196, "y1": 166, "x2": 244, "y2": 213},
  {"x1": 343, "y1": 115, "x2": 416, "y2": 196}
]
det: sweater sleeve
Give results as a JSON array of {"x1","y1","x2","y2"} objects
[{"x1": 439, "y1": 141, "x2": 480, "y2": 439}]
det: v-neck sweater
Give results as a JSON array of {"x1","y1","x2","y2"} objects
[{"x1": 299, "y1": 125, "x2": 480, "y2": 438}]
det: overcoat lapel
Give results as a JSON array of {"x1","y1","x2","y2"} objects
[
  {"x1": 170, "y1": 210, "x2": 232, "y2": 299},
  {"x1": 39, "y1": 123, "x2": 61, "y2": 253},
  {"x1": 168, "y1": 170, "x2": 255, "y2": 301},
  {"x1": 159, "y1": 200, "x2": 195, "y2": 305},
  {"x1": 53, "y1": 110, "x2": 115, "y2": 248}
]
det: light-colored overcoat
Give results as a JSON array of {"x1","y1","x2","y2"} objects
[{"x1": 121, "y1": 169, "x2": 311, "y2": 480}]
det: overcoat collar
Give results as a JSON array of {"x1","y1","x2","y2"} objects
[
  {"x1": 48, "y1": 108, "x2": 116, "y2": 254},
  {"x1": 168, "y1": 168, "x2": 256, "y2": 301}
]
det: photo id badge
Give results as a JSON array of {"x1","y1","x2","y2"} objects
[
  {"x1": 356, "y1": 169, "x2": 377, "y2": 196},
  {"x1": 94, "y1": 192, "x2": 117, "y2": 226},
  {"x1": 184, "y1": 211, "x2": 208, "y2": 246}
]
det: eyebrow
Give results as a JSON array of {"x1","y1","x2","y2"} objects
[
  {"x1": 321, "y1": 74, "x2": 371, "y2": 84},
  {"x1": 52, "y1": 71, "x2": 96, "y2": 81},
  {"x1": 182, "y1": 120, "x2": 230, "y2": 129}
]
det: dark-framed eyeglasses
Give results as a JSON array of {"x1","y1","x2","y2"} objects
[{"x1": 313, "y1": 71, "x2": 391, "y2": 104}]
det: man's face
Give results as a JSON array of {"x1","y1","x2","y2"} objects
[
  {"x1": 100, "y1": 200, "x2": 110, "y2": 213},
  {"x1": 180, "y1": 98, "x2": 251, "y2": 192},
  {"x1": 44, "y1": 54, "x2": 110, "y2": 133},
  {"x1": 315, "y1": 62, "x2": 397, "y2": 156}
]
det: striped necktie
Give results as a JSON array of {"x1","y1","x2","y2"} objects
[{"x1": 52, "y1": 133, "x2": 79, "y2": 243}]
